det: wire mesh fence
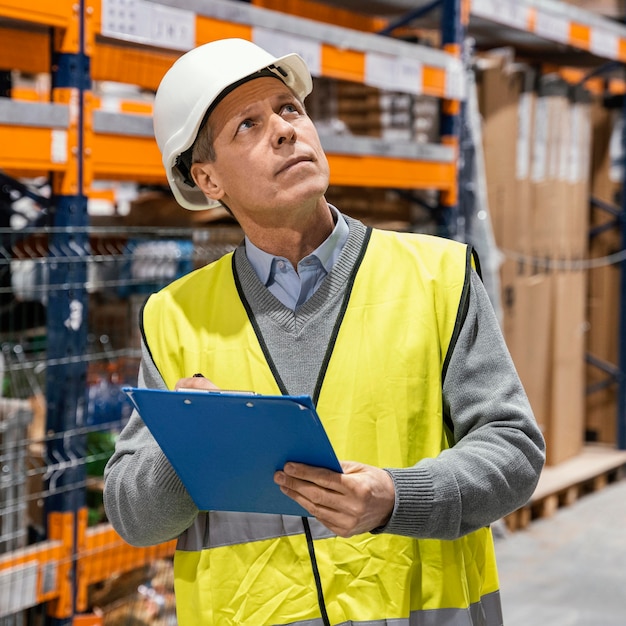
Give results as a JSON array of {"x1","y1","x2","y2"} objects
[{"x1": 0, "y1": 220, "x2": 243, "y2": 625}]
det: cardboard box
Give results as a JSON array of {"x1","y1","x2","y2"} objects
[
  {"x1": 475, "y1": 51, "x2": 537, "y2": 355},
  {"x1": 514, "y1": 67, "x2": 536, "y2": 258},
  {"x1": 508, "y1": 269, "x2": 553, "y2": 437},
  {"x1": 504, "y1": 265, "x2": 587, "y2": 465},
  {"x1": 567, "y1": 86, "x2": 593, "y2": 260},
  {"x1": 476, "y1": 49, "x2": 523, "y2": 253},
  {"x1": 530, "y1": 75, "x2": 571, "y2": 259},
  {"x1": 547, "y1": 270, "x2": 587, "y2": 465},
  {"x1": 335, "y1": 81, "x2": 382, "y2": 137}
]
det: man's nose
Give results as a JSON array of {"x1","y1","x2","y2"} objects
[{"x1": 271, "y1": 114, "x2": 297, "y2": 146}]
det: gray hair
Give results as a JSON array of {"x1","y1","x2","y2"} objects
[{"x1": 191, "y1": 122, "x2": 216, "y2": 164}]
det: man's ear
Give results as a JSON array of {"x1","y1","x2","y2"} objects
[{"x1": 191, "y1": 162, "x2": 224, "y2": 203}]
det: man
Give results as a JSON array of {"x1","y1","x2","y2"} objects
[{"x1": 104, "y1": 38, "x2": 545, "y2": 626}]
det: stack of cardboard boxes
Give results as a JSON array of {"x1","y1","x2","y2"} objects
[{"x1": 477, "y1": 49, "x2": 597, "y2": 465}]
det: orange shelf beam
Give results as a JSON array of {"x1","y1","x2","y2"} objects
[
  {"x1": 195, "y1": 15, "x2": 253, "y2": 44},
  {"x1": 0, "y1": 0, "x2": 74, "y2": 28},
  {"x1": 91, "y1": 132, "x2": 165, "y2": 184},
  {"x1": 320, "y1": 45, "x2": 365, "y2": 84},
  {"x1": 327, "y1": 154, "x2": 456, "y2": 191},
  {"x1": 569, "y1": 22, "x2": 591, "y2": 51},
  {"x1": 251, "y1": 0, "x2": 386, "y2": 33},
  {"x1": 0, "y1": 125, "x2": 68, "y2": 173},
  {"x1": 46, "y1": 511, "x2": 75, "y2": 619},
  {"x1": 92, "y1": 42, "x2": 179, "y2": 92},
  {"x1": 0, "y1": 26, "x2": 51, "y2": 75},
  {"x1": 90, "y1": 4, "x2": 459, "y2": 101},
  {"x1": 91, "y1": 128, "x2": 455, "y2": 191},
  {"x1": 0, "y1": 513, "x2": 175, "y2": 617},
  {"x1": 76, "y1": 523, "x2": 176, "y2": 613}
]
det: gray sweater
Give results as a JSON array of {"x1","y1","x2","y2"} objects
[{"x1": 104, "y1": 216, "x2": 545, "y2": 545}]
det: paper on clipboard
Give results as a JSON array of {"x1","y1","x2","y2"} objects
[{"x1": 122, "y1": 387, "x2": 342, "y2": 516}]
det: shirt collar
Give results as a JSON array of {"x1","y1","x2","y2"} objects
[{"x1": 244, "y1": 205, "x2": 348, "y2": 285}]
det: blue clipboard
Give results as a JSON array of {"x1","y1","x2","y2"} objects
[{"x1": 122, "y1": 387, "x2": 342, "y2": 516}]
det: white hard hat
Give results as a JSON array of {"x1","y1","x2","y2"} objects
[{"x1": 153, "y1": 38, "x2": 313, "y2": 210}]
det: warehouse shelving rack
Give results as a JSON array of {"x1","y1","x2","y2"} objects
[
  {"x1": 313, "y1": 0, "x2": 626, "y2": 64},
  {"x1": 466, "y1": 0, "x2": 626, "y2": 454},
  {"x1": 469, "y1": 0, "x2": 626, "y2": 450},
  {"x1": 1, "y1": 0, "x2": 626, "y2": 623},
  {"x1": 91, "y1": 0, "x2": 468, "y2": 208}
]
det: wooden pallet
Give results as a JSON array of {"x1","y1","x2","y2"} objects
[{"x1": 504, "y1": 444, "x2": 626, "y2": 532}]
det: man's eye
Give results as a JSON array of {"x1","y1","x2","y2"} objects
[
  {"x1": 237, "y1": 119, "x2": 254, "y2": 132},
  {"x1": 282, "y1": 104, "x2": 299, "y2": 115}
]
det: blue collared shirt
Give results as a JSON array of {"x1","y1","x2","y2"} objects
[{"x1": 244, "y1": 206, "x2": 349, "y2": 310}]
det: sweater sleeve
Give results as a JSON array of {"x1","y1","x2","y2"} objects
[
  {"x1": 379, "y1": 270, "x2": 545, "y2": 540},
  {"x1": 103, "y1": 342, "x2": 199, "y2": 547}
]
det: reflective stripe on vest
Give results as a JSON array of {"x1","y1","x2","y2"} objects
[
  {"x1": 240, "y1": 590, "x2": 502, "y2": 626},
  {"x1": 142, "y1": 228, "x2": 500, "y2": 625},
  {"x1": 341, "y1": 590, "x2": 502, "y2": 626},
  {"x1": 176, "y1": 512, "x2": 334, "y2": 550}
]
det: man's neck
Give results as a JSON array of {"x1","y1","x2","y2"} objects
[{"x1": 239, "y1": 200, "x2": 335, "y2": 268}]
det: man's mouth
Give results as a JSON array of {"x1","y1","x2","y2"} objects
[{"x1": 276, "y1": 156, "x2": 312, "y2": 175}]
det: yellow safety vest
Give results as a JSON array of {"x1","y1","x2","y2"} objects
[{"x1": 142, "y1": 228, "x2": 501, "y2": 626}]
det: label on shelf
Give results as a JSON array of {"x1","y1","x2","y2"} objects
[
  {"x1": 590, "y1": 29, "x2": 619, "y2": 60},
  {"x1": 471, "y1": 0, "x2": 529, "y2": 31},
  {"x1": 253, "y1": 28, "x2": 322, "y2": 77},
  {"x1": 51, "y1": 130, "x2": 68, "y2": 164},
  {"x1": 534, "y1": 11, "x2": 570, "y2": 45},
  {"x1": 101, "y1": 0, "x2": 195, "y2": 51},
  {"x1": 0, "y1": 562, "x2": 38, "y2": 617},
  {"x1": 365, "y1": 52, "x2": 423, "y2": 95},
  {"x1": 445, "y1": 57, "x2": 466, "y2": 101}
]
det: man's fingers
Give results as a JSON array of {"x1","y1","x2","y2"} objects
[
  {"x1": 174, "y1": 376, "x2": 220, "y2": 391},
  {"x1": 275, "y1": 461, "x2": 395, "y2": 536},
  {"x1": 278, "y1": 462, "x2": 345, "y2": 492},
  {"x1": 277, "y1": 483, "x2": 355, "y2": 535}
]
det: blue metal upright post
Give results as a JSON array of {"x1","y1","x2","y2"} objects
[
  {"x1": 618, "y1": 94, "x2": 626, "y2": 450},
  {"x1": 439, "y1": 0, "x2": 467, "y2": 240},
  {"x1": 45, "y1": 0, "x2": 91, "y2": 622}
]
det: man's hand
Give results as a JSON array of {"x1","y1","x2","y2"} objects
[
  {"x1": 174, "y1": 375, "x2": 219, "y2": 391},
  {"x1": 274, "y1": 461, "x2": 395, "y2": 537}
]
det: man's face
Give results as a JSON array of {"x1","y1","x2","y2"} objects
[{"x1": 195, "y1": 77, "x2": 330, "y2": 218}]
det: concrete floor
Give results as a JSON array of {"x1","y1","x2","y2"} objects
[{"x1": 494, "y1": 477, "x2": 626, "y2": 626}]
